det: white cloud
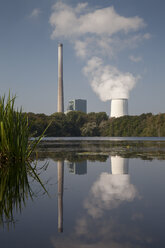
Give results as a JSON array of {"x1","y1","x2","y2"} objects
[
  {"x1": 49, "y1": 2, "x2": 145, "y2": 39},
  {"x1": 75, "y1": 3, "x2": 88, "y2": 13},
  {"x1": 74, "y1": 40, "x2": 88, "y2": 58},
  {"x1": 29, "y1": 8, "x2": 42, "y2": 18},
  {"x1": 129, "y1": 55, "x2": 142, "y2": 63},
  {"x1": 49, "y1": 2, "x2": 149, "y2": 101}
]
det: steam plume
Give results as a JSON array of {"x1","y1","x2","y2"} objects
[
  {"x1": 83, "y1": 57, "x2": 137, "y2": 101},
  {"x1": 50, "y1": 2, "x2": 148, "y2": 100}
]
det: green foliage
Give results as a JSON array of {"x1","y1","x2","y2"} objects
[
  {"x1": 0, "y1": 93, "x2": 48, "y2": 164},
  {"x1": 0, "y1": 93, "x2": 29, "y2": 163},
  {"x1": 104, "y1": 113, "x2": 165, "y2": 137},
  {"x1": 81, "y1": 122, "x2": 99, "y2": 136},
  {"x1": 27, "y1": 111, "x2": 165, "y2": 137},
  {"x1": 66, "y1": 111, "x2": 87, "y2": 136},
  {"x1": 0, "y1": 93, "x2": 49, "y2": 226}
]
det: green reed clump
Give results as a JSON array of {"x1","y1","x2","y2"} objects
[{"x1": 0, "y1": 93, "x2": 43, "y2": 164}]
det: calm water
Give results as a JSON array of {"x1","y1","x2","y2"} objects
[
  {"x1": 41, "y1": 137, "x2": 165, "y2": 141},
  {"x1": 1, "y1": 140, "x2": 165, "y2": 247}
]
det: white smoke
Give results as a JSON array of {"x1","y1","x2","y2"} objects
[
  {"x1": 83, "y1": 57, "x2": 137, "y2": 100},
  {"x1": 49, "y1": 1, "x2": 149, "y2": 100}
]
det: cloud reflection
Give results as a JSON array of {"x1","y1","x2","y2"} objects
[
  {"x1": 84, "y1": 173, "x2": 137, "y2": 218},
  {"x1": 51, "y1": 156, "x2": 152, "y2": 248}
]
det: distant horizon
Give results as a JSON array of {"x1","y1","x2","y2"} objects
[{"x1": 23, "y1": 107, "x2": 164, "y2": 116}]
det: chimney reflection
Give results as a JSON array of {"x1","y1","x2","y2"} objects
[{"x1": 57, "y1": 161, "x2": 64, "y2": 233}]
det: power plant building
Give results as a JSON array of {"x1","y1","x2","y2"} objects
[
  {"x1": 110, "y1": 98, "x2": 128, "y2": 118},
  {"x1": 67, "y1": 99, "x2": 87, "y2": 113}
]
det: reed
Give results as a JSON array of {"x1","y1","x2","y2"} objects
[
  {"x1": 0, "y1": 93, "x2": 49, "y2": 227},
  {"x1": 0, "y1": 93, "x2": 45, "y2": 165}
]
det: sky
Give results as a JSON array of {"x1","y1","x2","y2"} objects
[{"x1": 0, "y1": 0, "x2": 165, "y2": 115}]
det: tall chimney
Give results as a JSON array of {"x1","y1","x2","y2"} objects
[{"x1": 57, "y1": 44, "x2": 64, "y2": 112}]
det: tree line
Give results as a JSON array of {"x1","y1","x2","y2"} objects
[{"x1": 26, "y1": 111, "x2": 165, "y2": 137}]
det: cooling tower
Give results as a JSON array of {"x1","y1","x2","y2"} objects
[
  {"x1": 110, "y1": 98, "x2": 128, "y2": 118},
  {"x1": 57, "y1": 44, "x2": 64, "y2": 113},
  {"x1": 110, "y1": 156, "x2": 129, "y2": 175}
]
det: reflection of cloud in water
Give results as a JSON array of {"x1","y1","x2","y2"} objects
[
  {"x1": 50, "y1": 157, "x2": 151, "y2": 248},
  {"x1": 51, "y1": 237, "x2": 140, "y2": 248},
  {"x1": 84, "y1": 173, "x2": 137, "y2": 218},
  {"x1": 51, "y1": 215, "x2": 152, "y2": 248}
]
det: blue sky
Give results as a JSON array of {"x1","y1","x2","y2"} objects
[{"x1": 0, "y1": 0, "x2": 165, "y2": 115}]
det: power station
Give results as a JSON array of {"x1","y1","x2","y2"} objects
[
  {"x1": 110, "y1": 98, "x2": 128, "y2": 118},
  {"x1": 66, "y1": 99, "x2": 87, "y2": 113},
  {"x1": 57, "y1": 44, "x2": 129, "y2": 117}
]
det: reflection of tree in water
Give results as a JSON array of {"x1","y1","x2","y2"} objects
[
  {"x1": 35, "y1": 139, "x2": 165, "y2": 163},
  {"x1": 34, "y1": 151, "x2": 109, "y2": 163},
  {"x1": 0, "y1": 162, "x2": 47, "y2": 228},
  {"x1": 38, "y1": 140, "x2": 165, "y2": 160}
]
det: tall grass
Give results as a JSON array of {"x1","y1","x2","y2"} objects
[
  {"x1": 0, "y1": 93, "x2": 47, "y2": 164},
  {"x1": 0, "y1": 93, "x2": 49, "y2": 227},
  {"x1": 0, "y1": 93, "x2": 29, "y2": 163}
]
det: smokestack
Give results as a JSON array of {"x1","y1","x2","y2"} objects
[
  {"x1": 57, "y1": 43, "x2": 64, "y2": 113},
  {"x1": 57, "y1": 161, "x2": 64, "y2": 233},
  {"x1": 110, "y1": 98, "x2": 128, "y2": 118}
]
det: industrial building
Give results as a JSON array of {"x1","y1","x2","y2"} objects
[
  {"x1": 67, "y1": 99, "x2": 87, "y2": 113},
  {"x1": 110, "y1": 98, "x2": 128, "y2": 118}
]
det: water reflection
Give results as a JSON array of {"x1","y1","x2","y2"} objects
[
  {"x1": 57, "y1": 160, "x2": 88, "y2": 233},
  {"x1": 0, "y1": 161, "x2": 47, "y2": 228},
  {"x1": 84, "y1": 156, "x2": 137, "y2": 218},
  {"x1": 56, "y1": 157, "x2": 137, "y2": 231},
  {"x1": 2, "y1": 146, "x2": 165, "y2": 247},
  {"x1": 111, "y1": 156, "x2": 129, "y2": 174},
  {"x1": 57, "y1": 161, "x2": 64, "y2": 233},
  {"x1": 67, "y1": 161, "x2": 87, "y2": 175},
  {"x1": 0, "y1": 162, "x2": 31, "y2": 227},
  {"x1": 53, "y1": 156, "x2": 146, "y2": 248}
]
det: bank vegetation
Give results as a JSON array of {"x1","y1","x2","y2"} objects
[{"x1": 27, "y1": 111, "x2": 165, "y2": 137}]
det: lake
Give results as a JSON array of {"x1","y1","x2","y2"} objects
[{"x1": 1, "y1": 138, "x2": 165, "y2": 247}]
